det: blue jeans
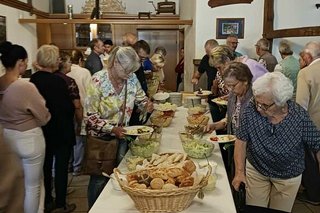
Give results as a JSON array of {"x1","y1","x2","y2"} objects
[
  {"x1": 87, "y1": 175, "x2": 108, "y2": 209},
  {"x1": 116, "y1": 139, "x2": 128, "y2": 165},
  {"x1": 72, "y1": 135, "x2": 86, "y2": 172}
]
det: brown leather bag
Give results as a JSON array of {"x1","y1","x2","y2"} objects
[{"x1": 81, "y1": 135, "x2": 119, "y2": 175}]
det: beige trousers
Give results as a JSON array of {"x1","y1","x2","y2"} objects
[{"x1": 246, "y1": 160, "x2": 301, "y2": 212}]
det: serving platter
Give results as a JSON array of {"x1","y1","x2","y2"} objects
[
  {"x1": 124, "y1": 126, "x2": 154, "y2": 136},
  {"x1": 194, "y1": 90, "x2": 212, "y2": 96},
  {"x1": 211, "y1": 97, "x2": 228, "y2": 106},
  {"x1": 207, "y1": 134, "x2": 236, "y2": 143}
]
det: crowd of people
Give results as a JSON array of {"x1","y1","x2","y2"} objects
[{"x1": 0, "y1": 31, "x2": 319, "y2": 213}]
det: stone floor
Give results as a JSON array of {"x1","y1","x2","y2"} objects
[{"x1": 67, "y1": 174, "x2": 320, "y2": 213}]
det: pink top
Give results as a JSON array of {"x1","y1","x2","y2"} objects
[{"x1": 0, "y1": 79, "x2": 51, "y2": 131}]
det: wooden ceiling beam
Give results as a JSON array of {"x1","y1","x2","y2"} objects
[{"x1": 208, "y1": 0, "x2": 253, "y2": 8}]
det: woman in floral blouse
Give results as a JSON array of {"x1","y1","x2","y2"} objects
[{"x1": 85, "y1": 46, "x2": 153, "y2": 209}]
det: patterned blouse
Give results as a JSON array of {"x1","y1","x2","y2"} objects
[
  {"x1": 85, "y1": 70, "x2": 148, "y2": 137},
  {"x1": 216, "y1": 71, "x2": 229, "y2": 97},
  {"x1": 237, "y1": 100, "x2": 320, "y2": 178}
]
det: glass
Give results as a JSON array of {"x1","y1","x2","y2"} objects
[
  {"x1": 225, "y1": 81, "x2": 240, "y2": 91},
  {"x1": 254, "y1": 98, "x2": 275, "y2": 111}
]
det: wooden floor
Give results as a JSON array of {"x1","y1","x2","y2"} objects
[{"x1": 67, "y1": 174, "x2": 320, "y2": 213}]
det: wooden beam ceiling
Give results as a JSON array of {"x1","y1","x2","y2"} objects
[{"x1": 208, "y1": 0, "x2": 253, "y2": 8}]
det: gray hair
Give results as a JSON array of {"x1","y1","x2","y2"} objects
[
  {"x1": 252, "y1": 72, "x2": 293, "y2": 106},
  {"x1": 255, "y1": 38, "x2": 270, "y2": 51},
  {"x1": 279, "y1": 40, "x2": 293, "y2": 55},
  {"x1": 107, "y1": 46, "x2": 140, "y2": 74},
  {"x1": 302, "y1": 41, "x2": 320, "y2": 59}
]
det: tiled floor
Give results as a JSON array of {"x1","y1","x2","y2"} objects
[{"x1": 67, "y1": 174, "x2": 320, "y2": 213}]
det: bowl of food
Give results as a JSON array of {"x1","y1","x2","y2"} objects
[
  {"x1": 181, "y1": 139, "x2": 214, "y2": 159},
  {"x1": 187, "y1": 115, "x2": 209, "y2": 126},
  {"x1": 153, "y1": 92, "x2": 169, "y2": 103},
  {"x1": 129, "y1": 139, "x2": 160, "y2": 158},
  {"x1": 187, "y1": 105, "x2": 207, "y2": 116}
]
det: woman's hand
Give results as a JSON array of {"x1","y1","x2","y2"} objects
[
  {"x1": 211, "y1": 79, "x2": 218, "y2": 95},
  {"x1": 232, "y1": 173, "x2": 246, "y2": 191},
  {"x1": 146, "y1": 99, "x2": 154, "y2": 113},
  {"x1": 111, "y1": 126, "x2": 126, "y2": 139},
  {"x1": 205, "y1": 123, "x2": 216, "y2": 133}
]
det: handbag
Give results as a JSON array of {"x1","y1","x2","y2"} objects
[
  {"x1": 81, "y1": 81, "x2": 128, "y2": 176},
  {"x1": 81, "y1": 135, "x2": 119, "y2": 175}
]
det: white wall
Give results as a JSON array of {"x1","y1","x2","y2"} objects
[
  {"x1": 272, "y1": 0, "x2": 320, "y2": 60},
  {"x1": 65, "y1": 0, "x2": 179, "y2": 15},
  {"x1": 0, "y1": 5, "x2": 37, "y2": 70},
  {"x1": 0, "y1": 1, "x2": 49, "y2": 72}
]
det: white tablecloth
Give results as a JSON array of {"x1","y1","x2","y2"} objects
[{"x1": 89, "y1": 107, "x2": 237, "y2": 213}]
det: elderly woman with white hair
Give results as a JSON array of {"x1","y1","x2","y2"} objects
[
  {"x1": 85, "y1": 46, "x2": 153, "y2": 209},
  {"x1": 232, "y1": 72, "x2": 320, "y2": 212}
]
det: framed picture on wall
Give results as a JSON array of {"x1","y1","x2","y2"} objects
[
  {"x1": 0, "y1": 16, "x2": 6, "y2": 43},
  {"x1": 216, "y1": 18, "x2": 244, "y2": 39}
]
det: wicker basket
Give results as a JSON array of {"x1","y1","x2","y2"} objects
[{"x1": 114, "y1": 165, "x2": 211, "y2": 213}]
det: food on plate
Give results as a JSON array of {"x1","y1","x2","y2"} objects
[
  {"x1": 209, "y1": 135, "x2": 236, "y2": 143},
  {"x1": 182, "y1": 139, "x2": 214, "y2": 159},
  {"x1": 212, "y1": 97, "x2": 228, "y2": 105},
  {"x1": 126, "y1": 126, "x2": 153, "y2": 135},
  {"x1": 187, "y1": 115, "x2": 209, "y2": 126},
  {"x1": 194, "y1": 90, "x2": 211, "y2": 96}
]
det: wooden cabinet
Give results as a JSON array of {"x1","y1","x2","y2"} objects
[
  {"x1": 50, "y1": 23, "x2": 74, "y2": 49},
  {"x1": 75, "y1": 24, "x2": 112, "y2": 48}
]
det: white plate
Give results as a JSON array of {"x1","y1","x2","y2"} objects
[
  {"x1": 212, "y1": 97, "x2": 228, "y2": 106},
  {"x1": 194, "y1": 90, "x2": 212, "y2": 96},
  {"x1": 123, "y1": 126, "x2": 154, "y2": 136},
  {"x1": 207, "y1": 135, "x2": 236, "y2": 143}
]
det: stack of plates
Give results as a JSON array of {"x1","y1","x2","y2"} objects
[
  {"x1": 183, "y1": 96, "x2": 201, "y2": 108},
  {"x1": 168, "y1": 92, "x2": 182, "y2": 107}
]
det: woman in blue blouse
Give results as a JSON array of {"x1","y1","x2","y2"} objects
[{"x1": 232, "y1": 72, "x2": 320, "y2": 212}]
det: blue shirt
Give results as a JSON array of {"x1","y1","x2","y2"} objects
[{"x1": 237, "y1": 100, "x2": 320, "y2": 178}]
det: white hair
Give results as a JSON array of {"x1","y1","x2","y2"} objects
[
  {"x1": 303, "y1": 41, "x2": 320, "y2": 59},
  {"x1": 252, "y1": 72, "x2": 293, "y2": 106}
]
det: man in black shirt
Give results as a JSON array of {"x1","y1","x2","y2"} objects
[
  {"x1": 191, "y1": 39, "x2": 219, "y2": 90},
  {"x1": 85, "y1": 39, "x2": 105, "y2": 75}
]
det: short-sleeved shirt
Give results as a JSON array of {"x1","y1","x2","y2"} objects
[
  {"x1": 54, "y1": 71, "x2": 80, "y2": 101},
  {"x1": 198, "y1": 55, "x2": 218, "y2": 90},
  {"x1": 237, "y1": 100, "x2": 320, "y2": 179}
]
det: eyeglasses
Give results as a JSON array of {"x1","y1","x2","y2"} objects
[
  {"x1": 254, "y1": 98, "x2": 275, "y2": 111},
  {"x1": 226, "y1": 81, "x2": 240, "y2": 90}
]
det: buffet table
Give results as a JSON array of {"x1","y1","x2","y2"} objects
[{"x1": 89, "y1": 107, "x2": 237, "y2": 213}]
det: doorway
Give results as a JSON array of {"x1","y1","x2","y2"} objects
[{"x1": 138, "y1": 29, "x2": 180, "y2": 92}]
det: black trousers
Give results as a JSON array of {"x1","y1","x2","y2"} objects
[
  {"x1": 44, "y1": 143, "x2": 73, "y2": 208},
  {"x1": 302, "y1": 149, "x2": 320, "y2": 202}
]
